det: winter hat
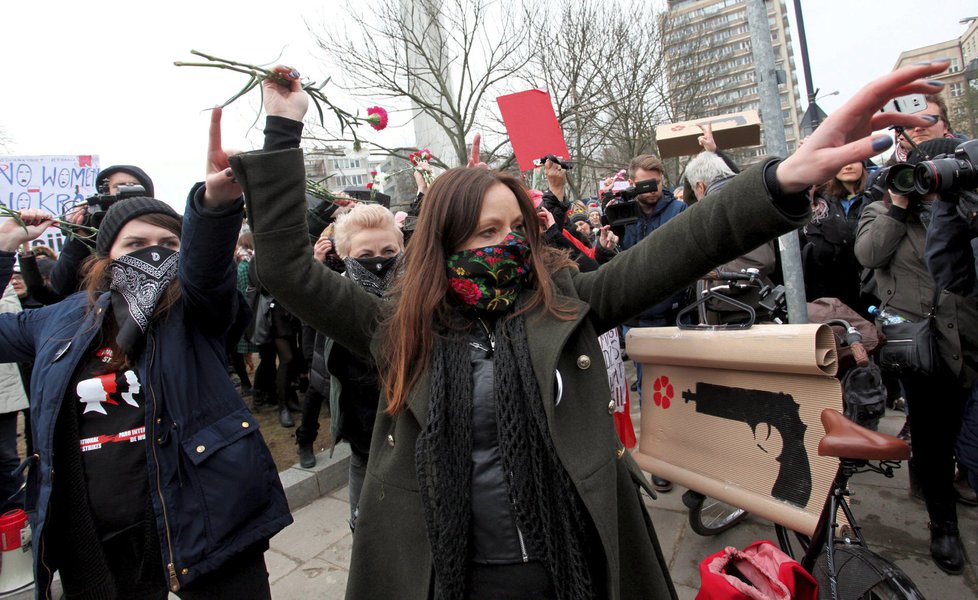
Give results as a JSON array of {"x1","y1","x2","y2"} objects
[
  {"x1": 587, "y1": 207, "x2": 601, "y2": 218},
  {"x1": 97, "y1": 165, "x2": 155, "y2": 197},
  {"x1": 95, "y1": 197, "x2": 181, "y2": 256},
  {"x1": 906, "y1": 138, "x2": 961, "y2": 167},
  {"x1": 570, "y1": 213, "x2": 587, "y2": 224}
]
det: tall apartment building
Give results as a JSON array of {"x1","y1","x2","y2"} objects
[
  {"x1": 664, "y1": 0, "x2": 804, "y2": 164},
  {"x1": 893, "y1": 17, "x2": 978, "y2": 139},
  {"x1": 304, "y1": 147, "x2": 385, "y2": 192}
]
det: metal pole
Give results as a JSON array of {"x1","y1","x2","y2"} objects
[
  {"x1": 793, "y1": 0, "x2": 823, "y2": 132},
  {"x1": 746, "y1": 0, "x2": 808, "y2": 324}
]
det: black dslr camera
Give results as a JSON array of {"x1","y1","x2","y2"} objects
[
  {"x1": 870, "y1": 163, "x2": 916, "y2": 200},
  {"x1": 914, "y1": 140, "x2": 978, "y2": 229},
  {"x1": 84, "y1": 183, "x2": 148, "y2": 225},
  {"x1": 600, "y1": 178, "x2": 657, "y2": 227}
]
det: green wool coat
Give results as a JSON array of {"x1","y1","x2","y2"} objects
[{"x1": 230, "y1": 149, "x2": 810, "y2": 599}]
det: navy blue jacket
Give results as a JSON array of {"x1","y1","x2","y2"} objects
[
  {"x1": 620, "y1": 190, "x2": 688, "y2": 324},
  {"x1": 0, "y1": 187, "x2": 291, "y2": 596},
  {"x1": 925, "y1": 198, "x2": 978, "y2": 298}
]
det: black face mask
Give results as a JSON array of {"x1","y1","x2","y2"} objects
[
  {"x1": 342, "y1": 253, "x2": 402, "y2": 297},
  {"x1": 355, "y1": 255, "x2": 399, "y2": 279},
  {"x1": 108, "y1": 245, "x2": 179, "y2": 353}
]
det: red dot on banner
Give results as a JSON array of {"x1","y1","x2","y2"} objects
[
  {"x1": 666, "y1": 384, "x2": 674, "y2": 397},
  {"x1": 653, "y1": 379, "x2": 661, "y2": 392},
  {"x1": 662, "y1": 396, "x2": 671, "y2": 409},
  {"x1": 653, "y1": 392, "x2": 662, "y2": 406}
]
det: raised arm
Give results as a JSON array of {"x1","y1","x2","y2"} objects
[
  {"x1": 0, "y1": 210, "x2": 58, "y2": 362},
  {"x1": 177, "y1": 107, "x2": 246, "y2": 334},
  {"x1": 228, "y1": 67, "x2": 379, "y2": 358}
]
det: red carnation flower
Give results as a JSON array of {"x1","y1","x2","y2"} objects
[
  {"x1": 366, "y1": 182, "x2": 374, "y2": 189},
  {"x1": 449, "y1": 278, "x2": 482, "y2": 304},
  {"x1": 366, "y1": 106, "x2": 388, "y2": 131}
]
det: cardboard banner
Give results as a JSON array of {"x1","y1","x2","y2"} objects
[
  {"x1": 627, "y1": 324, "x2": 843, "y2": 536},
  {"x1": 0, "y1": 155, "x2": 101, "y2": 252},
  {"x1": 655, "y1": 110, "x2": 761, "y2": 158},
  {"x1": 496, "y1": 90, "x2": 570, "y2": 172}
]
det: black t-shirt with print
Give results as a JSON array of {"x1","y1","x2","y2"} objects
[{"x1": 71, "y1": 347, "x2": 149, "y2": 540}]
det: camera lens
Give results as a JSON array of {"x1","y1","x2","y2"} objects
[
  {"x1": 913, "y1": 158, "x2": 965, "y2": 195},
  {"x1": 884, "y1": 163, "x2": 916, "y2": 195}
]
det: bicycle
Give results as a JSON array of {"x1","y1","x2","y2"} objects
[{"x1": 678, "y1": 318, "x2": 924, "y2": 599}]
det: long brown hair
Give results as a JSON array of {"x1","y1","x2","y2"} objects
[
  {"x1": 80, "y1": 213, "x2": 183, "y2": 372},
  {"x1": 380, "y1": 168, "x2": 574, "y2": 414}
]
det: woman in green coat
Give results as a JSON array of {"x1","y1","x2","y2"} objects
[{"x1": 224, "y1": 61, "x2": 949, "y2": 599}]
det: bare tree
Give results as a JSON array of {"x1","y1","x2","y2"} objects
[
  {"x1": 307, "y1": 0, "x2": 534, "y2": 168},
  {"x1": 0, "y1": 128, "x2": 12, "y2": 153},
  {"x1": 518, "y1": 0, "x2": 695, "y2": 197}
]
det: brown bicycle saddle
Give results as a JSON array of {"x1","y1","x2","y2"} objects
[{"x1": 818, "y1": 409, "x2": 910, "y2": 461}]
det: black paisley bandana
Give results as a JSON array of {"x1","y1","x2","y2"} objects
[
  {"x1": 445, "y1": 232, "x2": 530, "y2": 313},
  {"x1": 342, "y1": 253, "x2": 402, "y2": 297},
  {"x1": 108, "y1": 246, "x2": 179, "y2": 354}
]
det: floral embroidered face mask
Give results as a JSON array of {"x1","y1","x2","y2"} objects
[{"x1": 445, "y1": 232, "x2": 530, "y2": 312}]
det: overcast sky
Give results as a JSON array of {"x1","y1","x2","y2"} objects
[{"x1": 0, "y1": 0, "x2": 973, "y2": 208}]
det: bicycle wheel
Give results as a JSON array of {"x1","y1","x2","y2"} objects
[
  {"x1": 812, "y1": 545, "x2": 925, "y2": 600},
  {"x1": 683, "y1": 490, "x2": 749, "y2": 536}
]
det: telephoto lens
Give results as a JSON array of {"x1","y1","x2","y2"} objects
[{"x1": 914, "y1": 140, "x2": 978, "y2": 195}]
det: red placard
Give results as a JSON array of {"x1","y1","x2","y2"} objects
[{"x1": 496, "y1": 90, "x2": 570, "y2": 172}]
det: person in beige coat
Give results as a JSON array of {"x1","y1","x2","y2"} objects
[{"x1": 0, "y1": 282, "x2": 28, "y2": 512}]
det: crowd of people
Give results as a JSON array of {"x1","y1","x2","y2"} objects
[{"x1": 0, "y1": 59, "x2": 971, "y2": 598}]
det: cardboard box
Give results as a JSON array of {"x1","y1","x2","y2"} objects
[{"x1": 655, "y1": 110, "x2": 761, "y2": 158}]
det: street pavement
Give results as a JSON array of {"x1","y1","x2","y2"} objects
[
  {"x1": 261, "y1": 407, "x2": 977, "y2": 599},
  {"x1": 22, "y1": 408, "x2": 977, "y2": 599}
]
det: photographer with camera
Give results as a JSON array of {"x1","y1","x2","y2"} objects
[
  {"x1": 923, "y1": 138, "x2": 978, "y2": 510},
  {"x1": 889, "y1": 95, "x2": 959, "y2": 165},
  {"x1": 854, "y1": 137, "x2": 978, "y2": 574},
  {"x1": 49, "y1": 164, "x2": 156, "y2": 298},
  {"x1": 614, "y1": 154, "x2": 687, "y2": 492}
]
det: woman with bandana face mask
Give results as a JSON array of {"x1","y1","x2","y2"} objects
[
  {"x1": 232, "y1": 63, "x2": 950, "y2": 599},
  {"x1": 0, "y1": 109, "x2": 291, "y2": 599},
  {"x1": 299, "y1": 203, "x2": 403, "y2": 527}
]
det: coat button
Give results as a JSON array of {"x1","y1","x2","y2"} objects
[
  {"x1": 947, "y1": 323, "x2": 954, "y2": 329},
  {"x1": 387, "y1": 434, "x2": 395, "y2": 447},
  {"x1": 577, "y1": 355, "x2": 592, "y2": 370},
  {"x1": 181, "y1": 568, "x2": 189, "y2": 575},
  {"x1": 242, "y1": 421, "x2": 250, "y2": 428},
  {"x1": 196, "y1": 445, "x2": 206, "y2": 453},
  {"x1": 608, "y1": 400, "x2": 615, "y2": 414}
]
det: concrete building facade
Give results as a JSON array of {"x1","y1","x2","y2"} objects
[
  {"x1": 893, "y1": 17, "x2": 978, "y2": 140},
  {"x1": 664, "y1": 0, "x2": 805, "y2": 165}
]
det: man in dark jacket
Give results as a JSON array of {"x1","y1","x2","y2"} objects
[
  {"x1": 619, "y1": 154, "x2": 686, "y2": 492},
  {"x1": 51, "y1": 164, "x2": 156, "y2": 297}
]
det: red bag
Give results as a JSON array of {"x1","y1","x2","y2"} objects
[{"x1": 696, "y1": 540, "x2": 817, "y2": 600}]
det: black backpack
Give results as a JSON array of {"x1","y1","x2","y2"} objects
[{"x1": 842, "y1": 362, "x2": 887, "y2": 431}]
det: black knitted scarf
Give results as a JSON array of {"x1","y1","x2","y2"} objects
[{"x1": 415, "y1": 309, "x2": 594, "y2": 600}]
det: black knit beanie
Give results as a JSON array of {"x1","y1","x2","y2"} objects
[
  {"x1": 906, "y1": 138, "x2": 962, "y2": 166},
  {"x1": 97, "y1": 165, "x2": 155, "y2": 197},
  {"x1": 95, "y1": 197, "x2": 181, "y2": 256}
]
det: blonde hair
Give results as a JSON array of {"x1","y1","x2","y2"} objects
[{"x1": 333, "y1": 203, "x2": 404, "y2": 257}]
